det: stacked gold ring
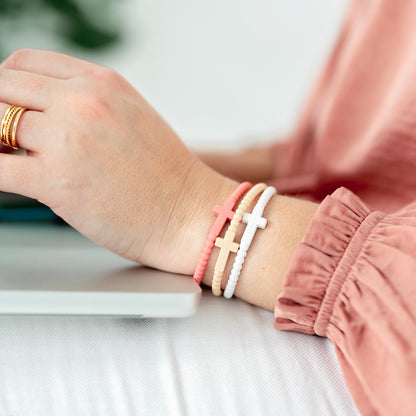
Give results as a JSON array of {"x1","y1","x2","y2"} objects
[{"x1": 0, "y1": 105, "x2": 27, "y2": 150}]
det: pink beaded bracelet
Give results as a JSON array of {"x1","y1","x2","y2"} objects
[{"x1": 193, "y1": 181, "x2": 252, "y2": 285}]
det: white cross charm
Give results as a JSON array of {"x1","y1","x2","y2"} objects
[{"x1": 242, "y1": 210, "x2": 267, "y2": 229}]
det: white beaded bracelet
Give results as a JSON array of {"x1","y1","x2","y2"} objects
[{"x1": 223, "y1": 186, "x2": 277, "y2": 299}]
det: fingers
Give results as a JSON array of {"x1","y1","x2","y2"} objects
[
  {"x1": 0, "y1": 68, "x2": 57, "y2": 110},
  {"x1": 1, "y1": 49, "x2": 92, "y2": 79},
  {"x1": 0, "y1": 153, "x2": 41, "y2": 198}
]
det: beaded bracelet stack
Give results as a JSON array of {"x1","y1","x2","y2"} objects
[{"x1": 192, "y1": 181, "x2": 277, "y2": 298}]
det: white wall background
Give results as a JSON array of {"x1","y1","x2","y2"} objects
[{"x1": 2, "y1": 0, "x2": 348, "y2": 149}]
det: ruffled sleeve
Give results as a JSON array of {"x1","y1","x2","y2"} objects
[{"x1": 274, "y1": 187, "x2": 416, "y2": 416}]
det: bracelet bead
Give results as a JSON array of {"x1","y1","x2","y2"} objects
[{"x1": 224, "y1": 186, "x2": 277, "y2": 299}]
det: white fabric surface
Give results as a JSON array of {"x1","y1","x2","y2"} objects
[{"x1": 0, "y1": 289, "x2": 359, "y2": 416}]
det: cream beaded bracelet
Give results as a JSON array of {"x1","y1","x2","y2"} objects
[
  {"x1": 211, "y1": 183, "x2": 267, "y2": 296},
  {"x1": 223, "y1": 186, "x2": 277, "y2": 299}
]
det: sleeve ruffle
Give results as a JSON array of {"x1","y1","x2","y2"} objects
[
  {"x1": 274, "y1": 186, "x2": 416, "y2": 415},
  {"x1": 274, "y1": 186, "x2": 375, "y2": 336}
]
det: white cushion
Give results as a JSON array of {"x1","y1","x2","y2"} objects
[{"x1": 0, "y1": 290, "x2": 358, "y2": 415}]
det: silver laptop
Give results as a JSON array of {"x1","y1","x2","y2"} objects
[{"x1": 0, "y1": 223, "x2": 201, "y2": 317}]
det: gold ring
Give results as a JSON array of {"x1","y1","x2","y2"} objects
[
  {"x1": 1, "y1": 105, "x2": 27, "y2": 150},
  {"x1": 1, "y1": 106, "x2": 20, "y2": 147},
  {"x1": 10, "y1": 107, "x2": 27, "y2": 149}
]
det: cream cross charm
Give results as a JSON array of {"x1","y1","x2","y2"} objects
[
  {"x1": 211, "y1": 231, "x2": 240, "y2": 295},
  {"x1": 214, "y1": 232, "x2": 240, "y2": 272}
]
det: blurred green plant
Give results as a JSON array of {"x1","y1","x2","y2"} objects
[{"x1": 0, "y1": 0, "x2": 121, "y2": 60}]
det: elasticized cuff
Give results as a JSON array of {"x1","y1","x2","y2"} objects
[{"x1": 274, "y1": 186, "x2": 380, "y2": 336}]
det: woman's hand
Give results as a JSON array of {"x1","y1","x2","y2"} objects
[
  {"x1": 0, "y1": 49, "x2": 320, "y2": 311},
  {"x1": 0, "y1": 49, "x2": 236, "y2": 274}
]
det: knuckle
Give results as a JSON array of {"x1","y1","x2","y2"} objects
[
  {"x1": 93, "y1": 66, "x2": 120, "y2": 83},
  {"x1": 98, "y1": 66, "x2": 116, "y2": 78},
  {"x1": 26, "y1": 75, "x2": 46, "y2": 94},
  {"x1": 4, "y1": 48, "x2": 33, "y2": 69},
  {"x1": 84, "y1": 64, "x2": 114, "y2": 80},
  {"x1": 84, "y1": 64, "x2": 128, "y2": 91},
  {"x1": 70, "y1": 91, "x2": 111, "y2": 121}
]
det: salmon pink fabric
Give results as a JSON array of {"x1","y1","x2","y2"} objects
[{"x1": 271, "y1": 1, "x2": 416, "y2": 415}]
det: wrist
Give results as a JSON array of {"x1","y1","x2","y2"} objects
[
  {"x1": 153, "y1": 157, "x2": 319, "y2": 314},
  {"x1": 151, "y1": 156, "x2": 239, "y2": 275},
  {"x1": 178, "y1": 161, "x2": 240, "y2": 275}
]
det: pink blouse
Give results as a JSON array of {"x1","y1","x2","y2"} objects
[{"x1": 271, "y1": 1, "x2": 416, "y2": 415}]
